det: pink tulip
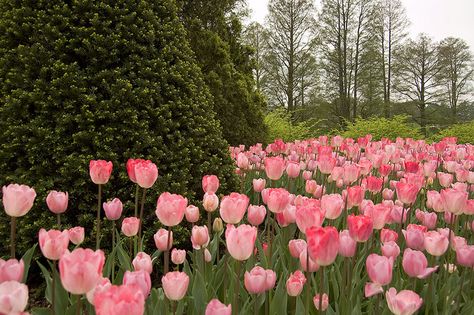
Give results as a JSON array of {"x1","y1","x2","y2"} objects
[
  {"x1": 380, "y1": 228, "x2": 398, "y2": 243},
  {"x1": 225, "y1": 224, "x2": 257, "y2": 261},
  {"x1": 103, "y1": 198, "x2": 123, "y2": 221},
  {"x1": 366, "y1": 176, "x2": 383, "y2": 193},
  {"x1": 424, "y1": 231, "x2": 449, "y2": 256},
  {"x1": 154, "y1": 229, "x2": 173, "y2": 251},
  {"x1": 244, "y1": 266, "x2": 267, "y2": 294},
  {"x1": 191, "y1": 225, "x2": 210, "y2": 250},
  {"x1": 123, "y1": 270, "x2": 151, "y2": 297},
  {"x1": 0, "y1": 259, "x2": 24, "y2": 283},
  {"x1": 2, "y1": 184, "x2": 36, "y2": 217},
  {"x1": 338, "y1": 230, "x2": 357, "y2": 258},
  {"x1": 132, "y1": 252, "x2": 153, "y2": 274},
  {"x1": 0, "y1": 281, "x2": 28, "y2": 314},
  {"x1": 203, "y1": 193, "x2": 219, "y2": 213},
  {"x1": 321, "y1": 194, "x2": 344, "y2": 220},
  {"x1": 313, "y1": 293, "x2": 329, "y2": 311},
  {"x1": 252, "y1": 178, "x2": 266, "y2": 192},
  {"x1": 283, "y1": 204, "x2": 296, "y2": 223},
  {"x1": 94, "y1": 284, "x2": 145, "y2": 315},
  {"x1": 395, "y1": 182, "x2": 419, "y2": 205},
  {"x1": 307, "y1": 226, "x2": 339, "y2": 266},
  {"x1": 415, "y1": 209, "x2": 437, "y2": 229},
  {"x1": 134, "y1": 160, "x2": 158, "y2": 189},
  {"x1": 286, "y1": 270, "x2": 306, "y2": 296},
  {"x1": 121, "y1": 217, "x2": 140, "y2": 237},
  {"x1": 247, "y1": 205, "x2": 266, "y2": 226},
  {"x1": 296, "y1": 204, "x2": 325, "y2": 234},
  {"x1": 171, "y1": 249, "x2": 186, "y2": 265},
  {"x1": 161, "y1": 271, "x2": 189, "y2": 301},
  {"x1": 185, "y1": 205, "x2": 200, "y2": 223},
  {"x1": 385, "y1": 288, "x2": 423, "y2": 315},
  {"x1": 264, "y1": 157, "x2": 285, "y2": 180},
  {"x1": 89, "y1": 160, "x2": 113, "y2": 185},
  {"x1": 286, "y1": 161, "x2": 300, "y2": 178},
  {"x1": 382, "y1": 188, "x2": 394, "y2": 200},
  {"x1": 318, "y1": 155, "x2": 336, "y2": 174},
  {"x1": 126, "y1": 158, "x2": 145, "y2": 183},
  {"x1": 68, "y1": 226, "x2": 85, "y2": 245},
  {"x1": 365, "y1": 254, "x2": 393, "y2": 297},
  {"x1": 365, "y1": 203, "x2": 391, "y2": 230},
  {"x1": 347, "y1": 214, "x2": 373, "y2": 242},
  {"x1": 402, "y1": 248, "x2": 437, "y2": 279},
  {"x1": 237, "y1": 152, "x2": 249, "y2": 170},
  {"x1": 205, "y1": 299, "x2": 232, "y2": 315},
  {"x1": 204, "y1": 249, "x2": 212, "y2": 262},
  {"x1": 219, "y1": 193, "x2": 249, "y2": 224},
  {"x1": 402, "y1": 224, "x2": 426, "y2": 251},
  {"x1": 440, "y1": 188, "x2": 468, "y2": 215},
  {"x1": 59, "y1": 248, "x2": 105, "y2": 294},
  {"x1": 262, "y1": 188, "x2": 290, "y2": 213},
  {"x1": 343, "y1": 163, "x2": 360, "y2": 185},
  {"x1": 86, "y1": 277, "x2": 111, "y2": 305},
  {"x1": 202, "y1": 175, "x2": 220, "y2": 194},
  {"x1": 381, "y1": 241, "x2": 400, "y2": 259},
  {"x1": 288, "y1": 239, "x2": 307, "y2": 258},
  {"x1": 426, "y1": 190, "x2": 444, "y2": 212},
  {"x1": 265, "y1": 269, "x2": 277, "y2": 291},
  {"x1": 155, "y1": 192, "x2": 188, "y2": 226},
  {"x1": 303, "y1": 171, "x2": 313, "y2": 181},
  {"x1": 346, "y1": 186, "x2": 365, "y2": 209},
  {"x1": 38, "y1": 228, "x2": 69, "y2": 260},
  {"x1": 299, "y1": 250, "x2": 320, "y2": 272},
  {"x1": 46, "y1": 191, "x2": 68, "y2": 214},
  {"x1": 438, "y1": 172, "x2": 453, "y2": 188},
  {"x1": 456, "y1": 245, "x2": 474, "y2": 268}
]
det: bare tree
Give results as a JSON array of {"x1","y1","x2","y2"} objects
[
  {"x1": 244, "y1": 22, "x2": 270, "y2": 91},
  {"x1": 437, "y1": 37, "x2": 474, "y2": 123}
]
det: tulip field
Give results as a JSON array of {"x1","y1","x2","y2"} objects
[{"x1": 3, "y1": 135, "x2": 474, "y2": 315}]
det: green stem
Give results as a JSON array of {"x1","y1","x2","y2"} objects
[
  {"x1": 164, "y1": 226, "x2": 172, "y2": 274},
  {"x1": 134, "y1": 184, "x2": 140, "y2": 217},
  {"x1": 254, "y1": 294, "x2": 259, "y2": 315},
  {"x1": 57, "y1": 213, "x2": 61, "y2": 228},
  {"x1": 233, "y1": 260, "x2": 242, "y2": 315},
  {"x1": 10, "y1": 216, "x2": 16, "y2": 258},
  {"x1": 95, "y1": 184, "x2": 102, "y2": 249},
  {"x1": 76, "y1": 295, "x2": 82, "y2": 315},
  {"x1": 305, "y1": 247, "x2": 311, "y2": 313},
  {"x1": 52, "y1": 261, "x2": 56, "y2": 315},
  {"x1": 319, "y1": 266, "x2": 325, "y2": 315},
  {"x1": 138, "y1": 188, "x2": 147, "y2": 251},
  {"x1": 208, "y1": 211, "x2": 212, "y2": 235},
  {"x1": 111, "y1": 221, "x2": 116, "y2": 282}
]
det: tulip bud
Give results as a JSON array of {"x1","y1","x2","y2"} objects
[{"x1": 213, "y1": 218, "x2": 224, "y2": 232}]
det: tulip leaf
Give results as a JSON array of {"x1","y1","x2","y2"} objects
[
  {"x1": 270, "y1": 274, "x2": 287, "y2": 314},
  {"x1": 21, "y1": 243, "x2": 37, "y2": 283},
  {"x1": 116, "y1": 240, "x2": 132, "y2": 271},
  {"x1": 31, "y1": 307, "x2": 52, "y2": 315},
  {"x1": 191, "y1": 268, "x2": 207, "y2": 314}
]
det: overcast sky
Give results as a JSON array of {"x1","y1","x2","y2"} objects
[{"x1": 246, "y1": 0, "x2": 474, "y2": 51}]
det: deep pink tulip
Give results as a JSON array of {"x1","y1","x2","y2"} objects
[
  {"x1": 288, "y1": 239, "x2": 307, "y2": 258},
  {"x1": 46, "y1": 191, "x2": 68, "y2": 214},
  {"x1": 252, "y1": 178, "x2": 266, "y2": 192},
  {"x1": 126, "y1": 158, "x2": 145, "y2": 183},
  {"x1": 59, "y1": 248, "x2": 105, "y2": 295},
  {"x1": 161, "y1": 271, "x2": 189, "y2": 301},
  {"x1": 456, "y1": 245, "x2": 474, "y2": 267},
  {"x1": 346, "y1": 186, "x2": 365, "y2": 209},
  {"x1": 219, "y1": 192, "x2": 249, "y2": 224},
  {"x1": 171, "y1": 249, "x2": 186, "y2": 265},
  {"x1": 155, "y1": 192, "x2": 188, "y2": 227},
  {"x1": 203, "y1": 193, "x2": 219, "y2": 213},
  {"x1": 366, "y1": 176, "x2": 383, "y2": 193},
  {"x1": 286, "y1": 270, "x2": 306, "y2": 296},
  {"x1": 132, "y1": 252, "x2": 153, "y2": 274},
  {"x1": 103, "y1": 198, "x2": 123, "y2": 221},
  {"x1": 2, "y1": 184, "x2": 36, "y2": 217},
  {"x1": 68, "y1": 226, "x2": 85, "y2": 245},
  {"x1": 191, "y1": 225, "x2": 209, "y2": 250},
  {"x1": 38, "y1": 228, "x2": 69, "y2": 260},
  {"x1": 225, "y1": 224, "x2": 257, "y2": 261},
  {"x1": 381, "y1": 241, "x2": 400, "y2": 259},
  {"x1": 244, "y1": 266, "x2": 267, "y2": 294},
  {"x1": 202, "y1": 175, "x2": 220, "y2": 194},
  {"x1": 313, "y1": 293, "x2": 329, "y2": 311},
  {"x1": 123, "y1": 270, "x2": 151, "y2": 297},
  {"x1": 380, "y1": 228, "x2": 398, "y2": 243},
  {"x1": 347, "y1": 214, "x2": 373, "y2": 242},
  {"x1": 365, "y1": 254, "x2": 393, "y2": 297},
  {"x1": 404, "y1": 161, "x2": 419, "y2": 173},
  {"x1": 385, "y1": 288, "x2": 423, "y2": 315},
  {"x1": 402, "y1": 248, "x2": 437, "y2": 279},
  {"x1": 395, "y1": 182, "x2": 419, "y2": 205},
  {"x1": 402, "y1": 224, "x2": 426, "y2": 251},
  {"x1": 338, "y1": 230, "x2": 357, "y2": 258},
  {"x1": 262, "y1": 188, "x2": 290, "y2": 213},
  {"x1": 185, "y1": 205, "x2": 200, "y2": 223},
  {"x1": 424, "y1": 231, "x2": 449, "y2": 257},
  {"x1": 121, "y1": 217, "x2": 140, "y2": 237},
  {"x1": 0, "y1": 280, "x2": 28, "y2": 314},
  {"x1": 205, "y1": 299, "x2": 232, "y2": 315},
  {"x1": 321, "y1": 194, "x2": 344, "y2": 220},
  {"x1": 89, "y1": 160, "x2": 113, "y2": 185},
  {"x1": 247, "y1": 205, "x2": 266, "y2": 226},
  {"x1": 0, "y1": 259, "x2": 24, "y2": 283},
  {"x1": 264, "y1": 157, "x2": 285, "y2": 180},
  {"x1": 94, "y1": 284, "x2": 145, "y2": 315},
  {"x1": 134, "y1": 160, "x2": 158, "y2": 189},
  {"x1": 154, "y1": 229, "x2": 173, "y2": 251},
  {"x1": 440, "y1": 188, "x2": 468, "y2": 215},
  {"x1": 86, "y1": 277, "x2": 111, "y2": 305},
  {"x1": 307, "y1": 226, "x2": 339, "y2": 266}
]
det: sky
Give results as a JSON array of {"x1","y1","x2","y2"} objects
[{"x1": 246, "y1": 0, "x2": 474, "y2": 51}]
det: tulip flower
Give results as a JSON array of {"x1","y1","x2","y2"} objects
[
  {"x1": 380, "y1": 228, "x2": 398, "y2": 243},
  {"x1": 307, "y1": 226, "x2": 339, "y2": 266},
  {"x1": 155, "y1": 192, "x2": 188, "y2": 227},
  {"x1": 225, "y1": 224, "x2": 257, "y2": 261},
  {"x1": 94, "y1": 284, "x2": 145, "y2": 315},
  {"x1": 440, "y1": 188, "x2": 467, "y2": 215},
  {"x1": 171, "y1": 249, "x2": 186, "y2": 265},
  {"x1": 347, "y1": 214, "x2": 373, "y2": 242},
  {"x1": 286, "y1": 270, "x2": 306, "y2": 296},
  {"x1": 46, "y1": 190, "x2": 68, "y2": 215},
  {"x1": 402, "y1": 248, "x2": 438, "y2": 279},
  {"x1": 365, "y1": 254, "x2": 393, "y2": 297},
  {"x1": 103, "y1": 198, "x2": 123, "y2": 221},
  {"x1": 154, "y1": 228, "x2": 173, "y2": 251},
  {"x1": 86, "y1": 277, "x2": 111, "y2": 305},
  {"x1": 395, "y1": 182, "x2": 419, "y2": 205},
  {"x1": 89, "y1": 160, "x2": 113, "y2": 185},
  {"x1": 313, "y1": 293, "x2": 329, "y2": 311},
  {"x1": 191, "y1": 225, "x2": 210, "y2": 250},
  {"x1": 202, "y1": 175, "x2": 220, "y2": 194},
  {"x1": 219, "y1": 192, "x2": 249, "y2": 224},
  {"x1": 121, "y1": 217, "x2": 140, "y2": 237},
  {"x1": 286, "y1": 161, "x2": 301, "y2": 178},
  {"x1": 265, "y1": 269, "x2": 277, "y2": 291},
  {"x1": 381, "y1": 241, "x2": 400, "y2": 259},
  {"x1": 0, "y1": 281, "x2": 29, "y2": 314},
  {"x1": 247, "y1": 205, "x2": 266, "y2": 226},
  {"x1": 346, "y1": 186, "x2": 365, "y2": 209},
  {"x1": 456, "y1": 245, "x2": 474, "y2": 267},
  {"x1": 262, "y1": 188, "x2": 290, "y2": 213},
  {"x1": 205, "y1": 298, "x2": 231, "y2": 315},
  {"x1": 162, "y1": 271, "x2": 189, "y2": 301},
  {"x1": 134, "y1": 160, "x2": 158, "y2": 189},
  {"x1": 185, "y1": 205, "x2": 200, "y2": 223},
  {"x1": 299, "y1": 250, "x2": 320, "y2": 272},
  {"x1": 252, "y1": 178, "x2": 266, "y2": 193},
  {"x1": 244, "y1": 266, "x2": 267, "y2": 294},
  {"x1": 288, "y1": 239, "x2": 307, "y2": 258},
  {"x1": 123, "y1": 270, "x2": 151, "y2": 297},
  {"x1": 321, "y1": 194, "x2": 344, "y2": 220},
  {"x1": 424, "y1": 231, "x2": 449, "y2": 256},
  {"x1": 132, "y1": 252, "x2": 153, "y2": 274},
  {"x1": 264, "y1": 157, "x2": 285, "y2": 180},
  {"x1": 385, "y1": 288, "x2": 423, "y2": 315},
  {"x1": 338, "y1": 230, "x2": 357, "y2": 258},
  {"x1": 296, "y1": 204, "x2": 325, "y2": 234},
  {"x1": 38, "y1": 228, "x2": 70, "y2": 261},
  {"x1": 0, "y1": 258, "x2": 24, "y2": 283},
  {"x1": 68, "y1": 226, "x2": 85, "y2": 245},
  {"x1": 402, "y1": 224, "x2": 426, "y2": 251},
  {"x1": 203, "y1": 193, "x2": 219, "y2": 213}
]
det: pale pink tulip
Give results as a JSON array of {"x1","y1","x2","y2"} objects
[
  {"x1": 46, "y1": 191, "x2": 68, "y2": 214},
  {"x1": 286, "y1": 270, "x2": 306, "y2": 296},
  {"x1": 94, "y1": 284, "x2": 145, "y2": 315},
  {"x1": 161, "y1": 271, "x2": 189, "y2": 301},
  {"x1": 244, "y1": 266, "x2": 267, "y2": 294},
  {"x1": 0, "y1": 281, "x2": 28, "y2": 314},
  {"x1": 2, "y1": 184, "x2": 36, "y2": 217},
  {"x1": 313, "y1": 293, "x2": 329, "y2": 311},
  {"x1": 203, "y1": 193, "x2": 219, "y2": 213},
  {"x1": 38, "y1": 228, "x2": 69, "y2": 260},
  {"x1": 385, "y1": 288, "x2": 423, "y2": 315},
  {"x1": 89, "y1": 160, "x2": 113, "y2": 185},
  {"x1": 247, "y1": 205, "x2": 266, "y2": 226},
  {"x1": 402, "y1": 248, "x2": 437, "y2": 279},
  {"x1": 205, "y1": 299, "x2": 231, "y2": 315},
  {"x1": 0, "y1": 259, "x2": 24, "y2": 283},
  {"x1": 288, "y1": 239, "x2": 307, "y2": 258},
  {"x1": 121, "y1": 217, "x2": 139, "y2": 237},
  {"x1": 202, "y1": 175, "x2": 219, "y2": 194},
  {"x1": 132, "y1": 252, "x2": 152, "y2": 274},
  {"x1": 68, "y1": 226, "x2": 85, "y2": 245},
  {"x1": 134, "y1": 160, "x2": 158, "y2": 189},
  {"x1": 154, "y1": 229, "x2": 173, "y2": 251},
  {"x1": 171, "y1": 249, "x2": 186, "y2": 265},
  {"x1": 225, "y1": 224, "x2": 257, "y2": 261},
  {"x1": 252, "y1": 178, "x2": 266, "y2": 192},
  {"x1": 103, "y1": 198, "x2": 123, "y2": 221},
  {"x1": 307, "y1": 226, "x2": 339, "y2": 266},
  {"x1": 185, "y1": 205, "x2": 200, "y2": 223},
  {"x1": 155, "y1": 192, "x2": 188, "y2": 227},
  {"x1": 219, "y1": 193, "x2": 249, "y2": 224},
  {"x1": 191, "y1": 225, "x2": 209, "y2": 250},
  {"x1": 123, "y1": 270, "x2": 151, "y2": 297}
]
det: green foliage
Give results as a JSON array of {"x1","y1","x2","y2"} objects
[
  {"x1": 264, "y1": 109, "x2": 313, "y2": 143},
  {"x1": 431, "y1": 120, "x2": 474, "y2": 144},
  {"x1": 178, "y1": 0, "x2": 268, "y2": 146},
  {"x1": 0, "y1": 0, "x2": 237, "y2": 255},
  {"x1": 342, "y1": 115, "x2": 424, "y2": 140}
]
